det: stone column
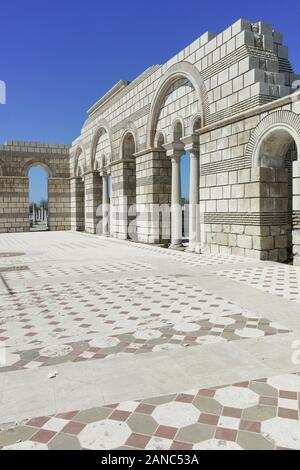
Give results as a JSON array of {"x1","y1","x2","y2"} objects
[
  {"x1": 188, "y1": 151, "x2": 200, "y2": 251},
  {"x1": 293, "y1": 161, "x2": 300, "y2": 266},
  {"x1": 32, "y1": 204, "x2": 36, "y2": 224},
  {"x1": 102, "y1": 172, "x2": 110, "y2": 236},
  {"x1": 162, "y1": 143, "x2": 184, "y2": 250},
  {"x1": 182, "y1": 136, "x2": 200, "y2": 252},
  {"x1": 171, "y1": 155, "x2": 182, "y2": 248},
  {"x1": 84, "y1": 171, "x2": 102, "y2": 234}
]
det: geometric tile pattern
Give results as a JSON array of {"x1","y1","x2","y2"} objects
[
  {"x1": 216, "y1": 265, "x2": 300, "y2": 303},
  {"x1": 1, "y1": 373, "x2": 300, "y2": 450},
  {"x1": 0, "y1": 274, "x2": 290, "y2": 371}
]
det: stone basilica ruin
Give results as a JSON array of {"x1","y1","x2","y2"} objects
[{"x1": 1, "y1": 19, "x2": 300, "y2": 264}]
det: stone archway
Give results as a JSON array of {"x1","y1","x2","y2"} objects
[
  {"x1": 247, "y1": 111, "x2": 300, "y2": 263},
  {"x1": 21, "y1": 161, "x2": 52, "y2": 232},
  {"x1": 146, "y1": 62, "x2": 208, "y2": 148},
  {"x1": 24, "y1": 164, "x2": 50, "y2": 232}
]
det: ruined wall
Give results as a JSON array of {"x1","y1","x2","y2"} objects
[
  {"x1": 198, "y1": 98, "x2": 300, "y2": 261},
  {"x1": 0, "y1": 141, "x2": 71, "y2": 233}
]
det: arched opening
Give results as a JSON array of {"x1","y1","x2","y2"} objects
[
  {"x1": 256, "y1": 128, "x2": 298, "y2": 263},
  {"x1": 122, "y1": 133, "x2": 137, "y2": 240},
  {"x1": 146, "y1": 62, "x2": 206, "y2": 148},
  {"x1": 150, "y1": 75, "x2": 200, "y2": 248},
  {"x1": 28, "y1": 166, "x2": 49, "y2": 232},
  {"x1": 193, "y1": 117, "x2": 202, "y2": 133}
]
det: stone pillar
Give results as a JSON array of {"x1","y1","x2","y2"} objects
[
  {"x1": 110, "y1": 161, "x2": 135, "y2": 240},
  {"x1": 135, "y1": 149, "x2": 172, "y2": 244},
  {"x1": 102, "y1": 172, "x2": 110, "y2": 236},
  {"x1": 163, "y1": 143, "x2": 185, "y2": 250},
  {"x1": 48, "y1": 177, "x2": 71, "y2": 231},
  {"x1": 182, "y1": 135, "x2": 200, "y2": 252},
  {"x1": 170, "y1": 155, "x2": 182, "y2": 248},
  {"x1": 70, "y1": 176, "x2": 85, "y2": 231},
  {"x1": 84, "y1": 171, "x2": 102, "y2": 234},
  {"x1": 293, "y1": 161, "x2": 300, "y2": 265},
  {"x1": 188, "y1": 152, "x2": 200, "y2": 251}
]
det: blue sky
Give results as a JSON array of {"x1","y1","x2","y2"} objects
[
  {"x1": 1, "y1": 0, "x2": 299, "y2": 201},
  {"x1": 28, "y1": 167, "x2": 48, "y2": 204}
]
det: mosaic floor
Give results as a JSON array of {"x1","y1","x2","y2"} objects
[
  {"x1": 0, "y1": 274, "x2": 289, "y2": 372},
  {"x1": 1, "y1": 373, "x2": 300, "y2": 450},
  {"x1": 216, "y1": 265, "x2": 300, "y2": 303},
  {"x1": 0, "y1": 231, "x2": 300, "y2": 450}
]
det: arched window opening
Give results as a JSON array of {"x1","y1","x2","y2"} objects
[
  {"x1": 256, "y1": 129, "x2": 298, "y2": 263},
  {"x1": 28, "y1": 166, "x2": 49, "y2": 232},
  {"x1": 173, "y1": 121, "x2": 183, "y2": 143},
  {"x1": 193, "y1": 117, "x2": 202, "y2": 133}
]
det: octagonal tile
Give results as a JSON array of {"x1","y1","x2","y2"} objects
[
  {"x1": 146, "y1": 437, "x2": 172, "y2": 450},
  {"x1": 152, "y1": 402, "x2": 200, "y2": 428},
  {"x1": 78, "y1": 420, "x2": 131, "y2": 450},
  {"x1": 40, "y1": 344, "x2": 73, "y2": 358},
  {"x1": 89, "y1": 336, "x2": 119, "y2": 349},
  {"x1": 193, "y1": 438, "x2": 243, "y2": 450},
  {"x1": 127, "y1": 414, "x2": 158, "y2": 435},
  {"x1": 209, "y1": 316, "x2": 236, "y2": 326},
  {"x1": 153, "y1": 343, "x2": 182, "y2": 352},
  {"x1": 261, "y1": 417, "x2": 300, "y2": 450},
  {"x1": 3, "y1": 440, "x2": 48, "y2": 450},
  {"x1": 267, "y1": 374, "x2": 300, "y2": 392},
  {"x1": 215, "y1": 386, "x2": 259, "y2": 409},
  {"x1": 235, "y1": 328, "x2": 264, "y2": 338},
  {"x1": 134, "y1": 330, "x2": 162, "y2": 340},
  {"x1": 173, "y1": 322, "x2": 199, "y2": 333},
  {"x1": 196, "y1": 336, "x2": 226, "y2": 345}
]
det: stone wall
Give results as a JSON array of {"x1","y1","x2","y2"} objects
[
  {"x1": 0, "y1": 177, "x2": 29, "y2": 233},
  {"x1": 0, "y1": 141, "x2": 71, "y2": 233},
  {"x1": 198, "y1": 98, "x2": 300, "y2": 261}
]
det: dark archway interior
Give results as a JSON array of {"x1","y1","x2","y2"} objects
[{"x1": 258, "y1": 129, "x2": 298, "y2": 263}]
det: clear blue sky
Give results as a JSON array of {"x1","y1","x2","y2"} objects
[
  {"x1": 1, "y1": 0, "x2": 299, "y2": 201},
  {"x1": 28, "y1": 167, "x2": 48, "y2": 204}
]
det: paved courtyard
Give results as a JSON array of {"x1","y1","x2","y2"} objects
[{"x1": 0, "y1": 231, "x2": 300, "y2": 450}]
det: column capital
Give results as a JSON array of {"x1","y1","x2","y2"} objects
[
  {"x1": 181, "y1": 134, "x2": 199, "y2": 155},
  {"x1": 163, "y1": 142, "x2": 185, "y2": 158}
]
